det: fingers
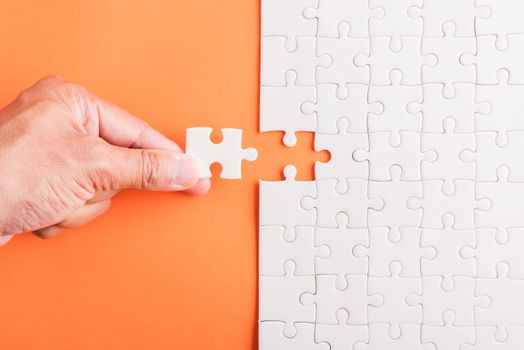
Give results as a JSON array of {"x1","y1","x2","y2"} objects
[
  {"x1": 57, "y1": 200, "x2": 112, "y2": 228},
  {"x1": 88, "y1": 190, "x2": 119, "y2": 203},
  {"x1": 0, "y1": 235, "x2": 13, "y2": 247},
  {"x1": 32, "y1": 200, "x2": 112, "y2": 240},
  {"x1": 71, "y1": 83, "x2": 182, "y2": 152},
  {"x1": 23, "y1": 77, "x2": 181, "y2": 152},
  {"x1": 86, "y1": 144, "x2": 200, "y2": 192},
  {"x1": 32, "y1": 226, "x2": 63, "y2": 240},
  {"x1": 185, "y1": 179, "x2": 211, "y2": 196}
]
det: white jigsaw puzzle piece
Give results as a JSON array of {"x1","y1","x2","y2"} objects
[
  {"x1": 406, "y1": 276, "x2": 490, "y2": 326},
  {"x1": 303, "y1": 0, "x2": 382, "y2": 38},
  {"x1": 313, "y1": 118, "x2": 369, "y2": 192},
  {"x1": 300, "y1": 274, "x2": 383, "y2": 325},
  {"x1": 315, "y1": 213, "x2": 368, "y2": 289},
  {"x1": 260, "y1": 71, "x2": 316, "y2": 147},
  {"x1": 261, "y1": 0, "x2": 317, "y2": 50},
  {"x1": 355, "y1": 36, "x2": 436, "y2": 85},
  {"x1": 302, "y1": 83, "x2": 382, "y2": 134},
  {"x1": 421, "y1": 311, "x2": 475, "y2": 350},
  {"x1": 460, "y1": 227, "x2": 524, "y2": 279},
  {"x1": 366, "y1": 262, "x2": 423, "y2": 338},
  {"x1": 368, "y1": 70, "x2": 422, "y2": 144},
  {"x1": 369, "y1": 0, "x2": 423, "y2": 51},
  {"x1": 185, "y1": 127, "x2": 257, "y2": 179},
  {"x1": 368, "y1": 166, "x2": 422, "y2": 240},
  {"x1": 408, "y1": 83, "x2": 490, "y2": 134},
  {"x1": 407, "y1": 179, "x2": 490, "y2": 229},
  {"x1": 421, "y1": 22, "x2": 476, "y2": 98},
  {"x1": 354, "y1": 131, "x2": 437, "y2": 181},
  {"x1": 420, "y1": 214, "x2": 476, "y2": 291},
  {"x1": 316, "y1": 23, "x2": 370, "y2": 95},
  {"x1": 261, "y1": 36, "x2": 331, "y2": 86},
  {"x1": 460, "y1": 131, "x2": 524, "y2": 182},
  {"x1": 474, "y1": 70, "x2": 524, "y2": 142},
  {"x1": 301, "y1": 178, "x2": 384, "y2": 228},
  {"x1": 259, "y1": 226, "x2": 329, "y2": 276},
  {"x1": 475, "y1": 263, "x2": 524, "y2": 341},
  {"x1": 421, "y1": 118, "x2": 476, "y2": 195},
  {"x1": 259, "y1": 321, "x2": 329, "y2": 350},
  {"x1": 315, "y1": 310, "x2": 368, "y2": 350},
  {"x1": 354, "y1": 227, "x2": 436, "y2": 278},
  {"x1": 476, "y1": 0, "x2": 524, "y2": 49},
  {"x1": 408, "y1": 0, "x2": 489, "y2": 37},
  {"x1": 259, "y1": 165, "x2": 316, "y2": 238},
  {"x1": 460, "y1": 33, "x2": 524, "y2": 85},
  {"x1": 355, "y1": 323, "x2": 435, "y2": 350},
  {"x1": 461, "y1": 326, "x2": 524, "y2": 350},
  {"x1": 475, "y1": 167, "x2": 524, "y2": 232},
  {"x1": 259, "y1": 261, "x2": 315, "y2": 337}
]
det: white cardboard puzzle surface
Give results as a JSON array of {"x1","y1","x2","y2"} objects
[
  {"x1": 186, "y1": 127, "x2": 258, "y2": 179},
  {"x1": 259, "y1": 0, "x2": 524, "y2": 349}
]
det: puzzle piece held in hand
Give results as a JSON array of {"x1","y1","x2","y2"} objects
[{"x1": 186, "y1": 127, "x2": 258, "y2": 179}]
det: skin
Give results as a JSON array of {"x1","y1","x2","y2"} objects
[{"x1": 0, "y1": 76, "x2": 210, "y2": 245}]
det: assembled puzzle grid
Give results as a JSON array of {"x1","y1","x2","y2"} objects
[{"x1": 259, "y1": 0, "x2": 524, "y2": 349}]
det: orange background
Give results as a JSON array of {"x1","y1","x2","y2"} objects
[{"x1": 0, "y1": 1, "x2": 326, "y2": 349}]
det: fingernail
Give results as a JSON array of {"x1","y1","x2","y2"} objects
[{"x1": 172, "y1": 157, "x2": 199, "y2": 190}]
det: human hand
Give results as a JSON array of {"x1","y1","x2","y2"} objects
[{"x1": 0, "y1": 76, "x2": 209, "y2": 245}]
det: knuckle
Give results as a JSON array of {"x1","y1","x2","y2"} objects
[
  {"x1": 140, "y1": 150, "x2": 162, "y2": 188},
  {"x1": 81, "y1": 140, "x2": 119, "y2": 192}
]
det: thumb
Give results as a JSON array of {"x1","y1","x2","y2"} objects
[{"x1": 92, "y1": 145, "x2": 201, "y2": 191}]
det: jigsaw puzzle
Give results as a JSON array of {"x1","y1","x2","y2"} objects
[
  {"x1": 185, "y1": 127, "x2": 257, "y2": 179},
  {"x1": 259, "y1": 0, "x2": 524, "y2": 348}
]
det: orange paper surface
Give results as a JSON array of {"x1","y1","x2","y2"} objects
[{"x1": 0, "y1": 1, "x2": 326, "y2": 349}]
